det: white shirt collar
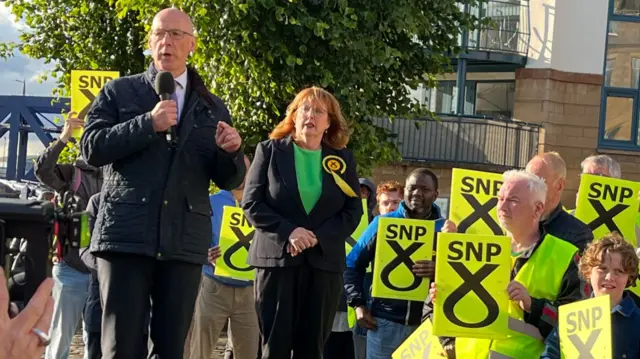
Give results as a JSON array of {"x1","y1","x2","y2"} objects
[{"x1": 174, "y1": 69, "x2": 188, "y2": 90}]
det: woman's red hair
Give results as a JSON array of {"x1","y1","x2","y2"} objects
[{"x1": 269, "y1": 87, "x2": 350, "y2": 149}]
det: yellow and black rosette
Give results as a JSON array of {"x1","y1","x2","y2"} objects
[{"x1": 322, "y1": 155, "x2": 358, "y2": 198}]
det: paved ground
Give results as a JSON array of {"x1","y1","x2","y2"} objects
[{"x1": 67, "y1": 331, "x2": 228, "y2": 359}]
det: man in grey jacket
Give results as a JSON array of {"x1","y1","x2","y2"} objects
[
  {"x1": 80, "y1": 8, "x2": 246, "y2": 358},
  {"x1": 34, "y1": 115, "x2": 103, "y2": 359}
]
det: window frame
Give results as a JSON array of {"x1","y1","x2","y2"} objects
[
  {"x1": 429, "y1": 79, "x2": 516, "y2": 118},
  {"x1": 598, "y1": 0, "x2": 640, "y2": 151}
]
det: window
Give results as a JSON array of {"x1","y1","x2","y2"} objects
[
  {"x1": 421, "y1": 80, "x2": 515, "y2": 119},
  {"x1": 464, "y1": 0, "x2": 528, "y2": 55},
  {"x1": 599, "y1": 1, "x2": 640, "y2": 150},
  {"x1": 605, "y1": 59, "x2": 614, "y2": 86},
  {"x1": 614, "y1": 0, "x2": 640, "y2": 16},
  {"x1": 604, "y1": 96, "x2": 634, "y2": 140},
  {"x1": 605, "y1": 21, "x2": 640, "y2": 88}
]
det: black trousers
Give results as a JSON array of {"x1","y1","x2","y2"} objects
[
  {"x1": 324, "y1": 331, "x2": 355, "y2": 359},
  {"x1": 96, "y1": 252, "x2": 201, "y2": 359},
  {"x1": 254, "y1": 263, "x2": 343, "y2": 359}
]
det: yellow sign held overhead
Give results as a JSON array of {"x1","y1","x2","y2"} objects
[
  {"x1": 449, "y1": 169, "x2": 504, "y2": 235},
  {"x1": 558, "y1": 295, "x2": 612, "y2": 359},
  {"x1": 71, "y1": 70, "x2": 120, "y2": 138},
  {"x1": 392, "y1": 319, "x2": 447, "y2": 359},
  {"x1": 575, "y1": 175, "x2": 640, "y2": 248},
  {"x1": 433, "y1": 233, "x2": 511, "y2": 339},
  {"x1": 214, "y1": 206, "x2": 255, "y2": 281},
  {"x1": 371, "y1": 217, "x2": 434, "y2": 302}
]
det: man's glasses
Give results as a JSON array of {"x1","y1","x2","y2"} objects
[{"x1": 151, "y1": 29, "x2": 193, "y2": 41}]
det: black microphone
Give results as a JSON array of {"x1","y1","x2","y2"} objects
[{"x1": 154, "y1": 71, "x2": 177, "y2": 145}]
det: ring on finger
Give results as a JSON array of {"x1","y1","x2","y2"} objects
[{"x1": 31, "y1": 328, "x2": 51, "y2": 346}]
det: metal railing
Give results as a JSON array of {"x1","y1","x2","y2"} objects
[
  {"x1": 374, "y1": 115, "x2": 541, "y2": 169},
  {"x1": 463, "y1": 0, "x2": 531, "y2": 56}
]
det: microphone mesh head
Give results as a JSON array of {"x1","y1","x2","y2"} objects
[{"x1": 155, "y1": 71, "x2": 175, "y2": 95}]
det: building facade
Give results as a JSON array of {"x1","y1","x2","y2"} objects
[{"x1": 372, "y1": 0, "x2": 640, "y2": 212}]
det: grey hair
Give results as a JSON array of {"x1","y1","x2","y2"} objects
[
  {"x1": 502, "y1": 170, "x2": 547, "y2": 205},
  {"x1": 581, "y1": 155, "x2": 621, "y2": 178}
]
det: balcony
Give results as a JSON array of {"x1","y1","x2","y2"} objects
[
  {"x1": 454, "y1": 0, "x2": 531, "y2": 70},
  {"x1": 374, "y1": 115, "x2": 542, "y2": 169}
]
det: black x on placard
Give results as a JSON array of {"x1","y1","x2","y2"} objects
[
  {"x1": 380, "y1": 241, "x2": 424, "y2": 292},
  {"x1": 442, "y1": 262, "x2": 500, "y2": 328},
  {"x1": 586, "y1": 199, "x2": 628, "y2": 234},
  {"x1": 345, "y1": 236, "x2": 357, "y2": 248},
  {"x1": 458, "y1": 194, "x2": 503, "y2": 235},
  {"x1": 568, "y1": 329, "x2": 601, "y2": 359},
  {"x1": 77, "y1": 89, "x2": 96, "y2": 119},
  {"x1": 222, "y1": 227, "x2": 255, "y2": 272}
]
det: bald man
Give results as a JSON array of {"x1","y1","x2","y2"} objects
[
  {"x1": 525, "y1": 152, "x2": 593, "y2": 252},
  {"x1": 80, "y1": 7, "x2": 246, "y2": 359}
]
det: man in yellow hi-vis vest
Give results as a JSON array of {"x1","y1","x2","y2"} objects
[{"x1": 431, "y1": 170, "x2": 588, "y2": 359}]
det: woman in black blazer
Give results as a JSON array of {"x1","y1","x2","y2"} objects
[{"x1": 241, "y1": 87, "x2": 363, "y2": 359}]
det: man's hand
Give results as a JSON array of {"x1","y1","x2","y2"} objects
[
  {"x1": 412, "y1": 260, "x2": 435, "y2": 278},
  {"x1": 208, "y1": 246, "x2": 221, "y2": 265},
  {"x1": 355, "y1": 306, "x2": 376, "y2": 330},
  {"x1": 429, "y1": 282, "x2": 438, "y2": 303},
  {"x1": 216, "y1": 122, "x2": 242, "y2": 153},
  {"x1": 60, "y1": 112, "x2": 84, "y2": 142},
  {"x1": 442, "y1": 220, "x2": 458, "y2": 233},
  {"x1": 507, "y1": 281, "x2": 532, "y2": 312},
  {"x1": 288, "y1": 227, "x2": 317, "y2": 256},
  {"x1": 150, "y1": 100, "x2": 177, "y2": 132}
]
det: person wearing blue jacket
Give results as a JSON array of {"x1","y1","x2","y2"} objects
[{"x1": 344, "y1": 168, "x2": 445, "y2": 359}]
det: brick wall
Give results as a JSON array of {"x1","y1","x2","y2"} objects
[{"x1": 513, "y1": 68, "x2": 640, "y2": 206}]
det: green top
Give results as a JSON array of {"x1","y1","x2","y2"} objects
[{"x1": 293, "y1": 143, "x2": 323, "y2": 214}]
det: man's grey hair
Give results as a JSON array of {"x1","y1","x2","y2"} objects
[
  {"x1": 581, "y1": 155, "x2": 621, "y2": 179},
  {"x1": 502, "y1": 170, "x2": 547, "y2": 205}
]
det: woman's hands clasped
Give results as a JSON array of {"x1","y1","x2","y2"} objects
[{"x1": 287, "y1": 227, "x2": 318, "y2": 256}]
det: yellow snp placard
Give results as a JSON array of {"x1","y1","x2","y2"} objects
[
  {"x1": 71, "y1": 70, "x2": 120, "y2": 138},
  {"x1": 432, "y1": 233, "x2": 511, "y2": 339},
  {"x1": 345, "y1": 199, "x2": 369, "y2": 255},
  {"x1": 449, "y1": 168, "x2": 505, "y2": 236},
  {"x1": 575, "y1": 174, "x2": 640, "y2": 248},
  {"x1": 214, "y1": 206, "x2": 255, "y2": 281},
  {"x1": 372, "y1": 217, "x2": 434, "y2": 302},
  {"x1": 346, "y1": 199, "x2": 370, "y2": 329},
  {"x1": 558, "y1": 295, "x2": 612, "y2": 359},
  {"x1": 392, "y1": 319, "x2": 447, "y2": 359}
]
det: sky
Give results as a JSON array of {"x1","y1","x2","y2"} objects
[
  {"x1": 0, "y1": 5, "x2": 60, "y2": 171},
  {"x1": 0, "y1": 4, "x2": 57, "y2": 97}
]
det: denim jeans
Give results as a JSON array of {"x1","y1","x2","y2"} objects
[
  {"x1": 45, "y1": 261, "x2": 90, "y2": 359},
  {"x1": 365, "y1": 318, "x2": 417, "y2": 359},
  {"x1": 353, "y1": 273, "x2": 373, "y2": 359}
]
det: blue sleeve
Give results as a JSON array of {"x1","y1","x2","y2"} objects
[
  {"x1": 344, "y1": 216, "x2": 379, "y2": 308},
  {"x1": 539, "y1": 327, "x2": 561, "y2": 359},
  {"x1": 434, "y1": 218, "x2": 445, "y2": 233},
  {"x1": 209, "y1": 194, "x2": 226, "y2": 248}
]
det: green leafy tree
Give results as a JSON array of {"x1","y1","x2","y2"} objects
[{"x1": 3, "y1": 0, "x2": 488, "y2": 176}]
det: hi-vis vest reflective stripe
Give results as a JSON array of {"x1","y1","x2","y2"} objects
[{"x1": 455, "y1": 234, "x2": 578, "y2": 359}]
